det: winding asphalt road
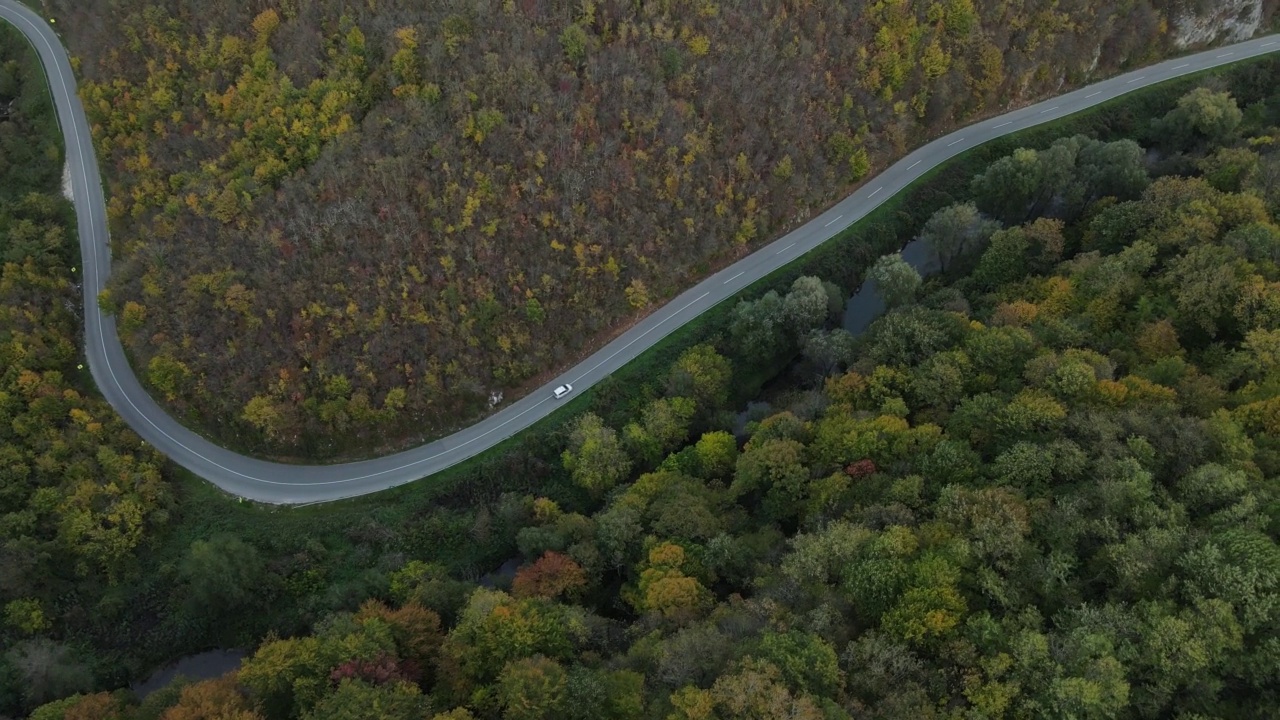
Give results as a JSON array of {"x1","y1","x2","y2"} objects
[{"x1": 3, "y1": 0, "x2": 1278, "y2": 504}]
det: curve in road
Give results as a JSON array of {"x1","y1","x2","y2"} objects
[{"x1": 3, "y1": 0, "x2": 1278, "y2": 504}]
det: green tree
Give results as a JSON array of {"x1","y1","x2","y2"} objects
[
  {"x1": 909, "y1": 349, "x2": 972, "y2": 409},
  {"x1": 989, "y1": 441, "x2": 1055, "y2": 491},
  {"x1": 562, "y1": 413, "x2": 631, "y2": 497},
  {"x1": 666, "y1": 344, "x2": 732, "y2": 411},
  {"x1": 1049, "y1": 664, "x2": 1131, "y2": 719},
  {"x1": 919, "y1": 202, "x2": 1002, "y2": 269},
  {"x1": 783, "y1": 276, "x2": 833, "y2": 333},
  {"x1": 302, "y1": 679, "x2": 429, "y2": 720},
  {"x1": 27, "y1": 696, "x2": 86, "y2": 720},
  {"x1": 1225, "y1": 222, "x2": 1280, "y2": 266},
  {"x1": 387, "y1": 560, "x2": 470, "y2": 624},
  {"x1": 822, "y1": 280, "x2": 847, "y2": 324},
  {"x1": 1165, "y1": 244, "x2": 1249, "y2": 335},
  {"x1": 802, "y1": 329, "x2": 857, "y2": 376},
  {"x1": 1179, "y1": 529, "x2": 1280, "y2": 635},
  {"x1": 440, "y1": 590, "x2": 574, "y2": 689},
  {"x1": 731, "y1": 438, "x2": 810, "y2": 522},
  {"x1": 707, "y1": 658, "x2": 825, "y2": 720},
  {"x1": 1125, "y1": 599, "x2": 1243, "y2": 712},
  {"x1": 1198, "y1": 146, "x2": 1259, "y2": 192},
  {"x1": 964, "y1": 324, "x2": 1037, "y2": 381},
  {"x1": 692, "y1": 431, "x2": 738, "y2": 479},
  {"x1": 3, "y1": 640, "x2": 93, "y2": 712},
  {"x1": 625, "y1": 397, "x2": 696, "y2": 465},
  {"x1": 1155, "y1": 87, "x2": 1243, "y2": 149},
  {"x1": 922, "y1": 438, "x2": 983, "y2": 485},
  {"x1": 972, "y1": 226, "x2": 1031, "y2": 291},
  {"x1": 432, "y1": 711, "x2": 476, "y2": 720},
  {"x1": 864, "y1": 306, "x2": 966, "y2": 367},
  {"x1": 996, "y1": 389, "x2": 1068, "y2": 439},
  {"x1": 180, "y1": 533, "x2": 268, "y2": 615},
  {"x1": 1076, "y1": 138, "x2": 1150, "y2": 205},
  {"x1": 562, "y1": 668, "x2": 644, "y2": 720},
  {"x1": 756, "y1": 630, "x2": 842, "y2": 697},
  {"x1": 867, "y1": 252, "x2": 922, "y2": 308},
  {"x1": 970, "y1": 150, "x2": 1046, "y2": 224},
  {"x1": 3, "y1": 598, "x2": 49, "y2": 634},
  {"x1": 559, "y1": 24, "x2": 590, "y2": 65},
  {"x1": 237, "y1": 635, "x2": 338, "y2": 718},
  {"x1": 730, "y1": 290, "x2": 788, "y2": 359},
  {"x1": 937, "y1": 485, "x2": 1031, "y2": 572},
  {"x1": 498, "y1": 656, "x2": 569, "y2": 720},
  {"x1": 1175, "y1": 462, "x2": 1250, "y2": 517},
  {"x1": 880, "y1": 580, "x2": 967, "y2": 646}
]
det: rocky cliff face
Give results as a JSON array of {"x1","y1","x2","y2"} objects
[{"x1": 1173, "y1": 0, "x2": 1264, "y2": 48}]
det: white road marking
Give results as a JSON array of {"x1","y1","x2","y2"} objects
[
  {"x1": 1173, "y1": 64, "x2": 1190, "y2": 69},
  {"x1": 11, "y1": 2, "x2": 724, "y2": 492},
  {"x1": 0, "y1": 6, "x2": 725, "y2": 490},
  {"x1": 1040, "y1": 106, "x2": 1060, "y2": 114},
  {"x1": 7, "y1": 9, "x2": 287, "y2": 484},
  {"x1": 994, "y1": 121, "x2": 1013, "y2": 128},
  {"x1": 1086, "y1": 91, "x2": 1102, "y2": 98},
  {"x1": 573, "y1": 292, "x2": 710, "y2": 384},
  {"x1": 824, "y1": 215, "x2": 843, "y2": 227},
  {"x1": 776, "y1": 242, "x2": 797, "y2": 254},
  {"x1": 908, "y1": 160, "x2": 922, "y2": 169},
  {"x1": 869, "y1": 187, "x2": 883, "y2": 197},
  {"x1": 947, "y1": 138, "x2": 965, "y2": 147},
  {"x1": 1125, "y1": 76, "x2": 1145, "y2": 84},
  {"x1": 724, "y1": 271, "x2": 745, "y2": 284},
  {"x1": 9, "y1": 0, "x2": 1276, "y2": 501}
]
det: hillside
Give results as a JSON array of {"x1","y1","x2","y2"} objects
[
  {"x1": 46, "y1": 0, "x2": 1279, "y2": 456},
  {"x1": 13, "y1": 79, "x2": 1280, "y2": 719}
]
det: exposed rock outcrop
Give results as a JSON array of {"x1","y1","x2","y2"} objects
[{"x1": 1173, "y1": 0, "x2": 1264, "y2": 48}]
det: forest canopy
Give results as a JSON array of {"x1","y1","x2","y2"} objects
[
  {"x1": 0, "y1": 23, "x2": 173, "y2": 714},
  {"x1": 47, "y1": 0, "x2": 1276, "y2": 456},
  {"x1": 19, "y1": 79, "x2": 1280, "y2": 719}
]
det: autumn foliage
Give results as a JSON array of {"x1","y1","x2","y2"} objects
[
  {"x1": 328, "y1": 653, "x2": 413, "y2": 686},
  {"x1": 353, "y1": 600, "x2": 443, "y2": 682},
  {"x1": 10, "y1": 21, "x2": 1280, "y2": 715},
  {"x1": 0, "y1": 23, "x2": 173, "y2": 693},
  {"x1": 844, "y1": 459, "x2": 877, "y2": 478},
  {"x1": 159, "y1": 674, "x2": 262, "y2": 720},
  {"x1": 511, "y1": 552, "x2": 587, "y2": 600},
  {"x1": 42, "y1": 0, "x2": 1262, "y2": 455}
]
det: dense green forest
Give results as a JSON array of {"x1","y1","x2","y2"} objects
[
  {"x1": 11, "y1": 63, "x2": 1280, "y2": 717},
  {"x1": 0, "y1": 22, "x2": 175, "y2": 716},
  {"x1": 44, "y1": 0, "x2": 1280, "y2": 456}
]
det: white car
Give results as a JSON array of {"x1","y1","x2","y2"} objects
[{"x1": 553, "y1": 384, "x2": 573, "y2": 399}]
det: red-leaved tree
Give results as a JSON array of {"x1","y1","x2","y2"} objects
[{"x1": 512, "y1": 551, "x2": 588, "y2": 600}]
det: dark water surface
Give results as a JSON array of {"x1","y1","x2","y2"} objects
[
  {"x1": 130, "y1": 648, "x2": 246, "y2": 699},
  {"x1": 843, "y1": 238, "x2": 941, "y2": 333}
]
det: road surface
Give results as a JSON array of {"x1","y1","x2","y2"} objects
[{"x1": 3, "y1": 0, "x2": 1277, "y2": 503}]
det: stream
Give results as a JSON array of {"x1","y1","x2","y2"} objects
[
  {"x1": 129, "y1": 649, "x2": 246, "y2": 700},
  {"x1": 843, "y1": 237, "x2": 942, "y2": 333}
]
